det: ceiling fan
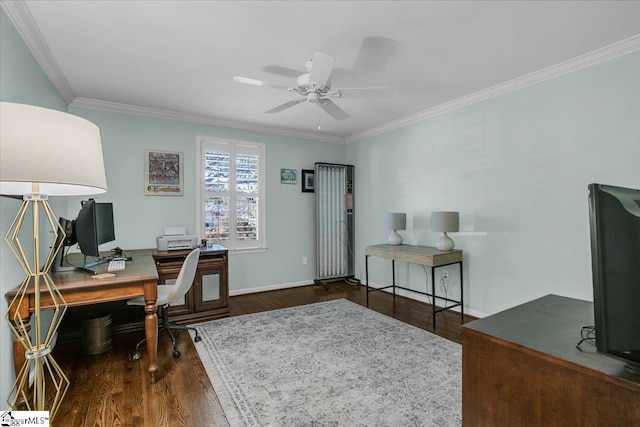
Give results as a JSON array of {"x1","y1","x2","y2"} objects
[{"x1": 233, "y1": 52, "x2": 392, "y2": 121}]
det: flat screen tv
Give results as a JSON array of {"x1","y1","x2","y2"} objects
[{"x1": 588, "y1": 183, "x2": 640, "y2": 367}]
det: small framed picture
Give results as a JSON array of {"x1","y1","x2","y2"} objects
[
  {"x1": 144, "y1": 149, "x2": 184, "y2": 196},
  {"x1": 301, "y1": 169, "x2": 314, "y2": 193},
  {"x1": 280, "y1": 168, "x2": 297, "y2": 184}
]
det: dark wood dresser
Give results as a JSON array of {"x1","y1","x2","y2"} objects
[{"x1": 461, "y1": 294, "x2": 640, "y2": 426}]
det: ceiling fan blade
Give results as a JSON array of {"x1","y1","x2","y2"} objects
[
  {"x1": 329, "y1": 87, "x2": 393, "y2": 99},
  {"x1": 265, "y1": 98, "x2": 306, "y2": 114},
  {"x1": 263, "y1": 65, "x2": 305, "y2": 78},
  {"x1": 318, "y1": 99, "x2": 349, "y2": 121},
  {"x1": 233, "y1": 76, "x2": 290, "y2": 91},
  {"x1": 309, "y1": 52, "x2": 335, "y2": 87}
]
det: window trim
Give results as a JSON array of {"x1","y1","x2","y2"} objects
[{"x1": 196, "y1": 136, "x2": 266, "y2": 253}]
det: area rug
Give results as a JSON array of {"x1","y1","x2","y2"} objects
[{"x1": 191, "y1": 299, "x2": 461, "y2": 426}]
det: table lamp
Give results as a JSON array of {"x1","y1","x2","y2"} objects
[
  {"x1": 1, "y1": 102, "x2": 107, "y2": 418},
  {"x1": 383, "y1": 212, "x2": 406, "y2": 245},
  {"x1": 431, "y1": 211, "x2": 459, "y2": 251}
]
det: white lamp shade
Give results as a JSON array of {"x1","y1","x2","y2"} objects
[
  {"x1": 0, "y1": 102, "x2": 107, "y2": 196},
  {"x1": 383, "y1": 212, "x2": 406, "y2": 231},
  {"x1": 431, "y1": 211, "x2": 459, "y2": 232}
]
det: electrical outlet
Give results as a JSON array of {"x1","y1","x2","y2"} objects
[
  {"x1": 303, "y1": 256, "x2": 308, "y2": 265},
  {"x1": 442, "y1": 270, "x2": 449, "y2": 280}
]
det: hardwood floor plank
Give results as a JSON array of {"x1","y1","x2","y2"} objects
[{"x1": 53, "y1": 282, "x2": 473, "y2": 426}]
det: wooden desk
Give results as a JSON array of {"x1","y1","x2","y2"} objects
[
  {"x1": 461, "y1": 295, "x2": 640, "y2": 426},
  {"x1": 365, "y1": 244, "x2": 464, "y2": 329},
  {"x1": 6, "y1": 250, "x2": 160, "y2": 384}
]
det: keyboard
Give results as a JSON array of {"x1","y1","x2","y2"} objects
[{"x1": 107, "y1": 260, "x2": 126, "y2": 272}]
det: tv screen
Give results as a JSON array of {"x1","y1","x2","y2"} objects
[
  {"x1": 76, "y1": 199, "x2": 115, "y2": 258},
  {"x1": 588, "y1": 183, "x2": 640, "y2": 364}
]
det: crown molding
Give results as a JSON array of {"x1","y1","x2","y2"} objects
[
  {"x1": 70, "y1": 98, "x2": 346, "y2": 144},
  {"x1": 1, "y1": 0, "x2": 76, "y2": 104},
  {"x1": 346, "y1": 35, "x2": 640, "y2": 144}
]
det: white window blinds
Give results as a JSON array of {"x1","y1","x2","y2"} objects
[{"x1": 199, "y1": 137, "x2": 265, "y2": 251}]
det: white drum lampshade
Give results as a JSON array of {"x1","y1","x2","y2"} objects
[
  {"x1": 0, "y1": 102, "x2": 107, "y2": 196},
  {"x1": 384, "y1": 212, "x2": 406, "y2": 245},
  {"x1": 431, "y1": 211, "x2": 459, "y2": 251}
]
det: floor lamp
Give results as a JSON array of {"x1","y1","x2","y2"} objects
[{"x1": 0, "y1": 102, "x2": 107, "y2": 418}]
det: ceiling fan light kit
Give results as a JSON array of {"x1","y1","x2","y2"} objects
[{"x1": 234, "y1": 51, "x2": 392, "y2": 122}]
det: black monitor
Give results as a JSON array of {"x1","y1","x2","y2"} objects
[
  {"x1": 52, "y1": 199, "x2": 116, "y2": 273},
  {"x1": 76, "y1": 199, "x2": 115, "y2": 258},
  {"x1": 588, "y1": 183, "x2": 640, "y2": 369}
]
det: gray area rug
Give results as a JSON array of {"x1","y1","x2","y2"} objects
[{"x1": 192, "y1": 299, "x2": 461, "y2": 426}]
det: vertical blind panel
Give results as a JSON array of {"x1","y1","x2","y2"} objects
[{"x1": 316, "y1": 165, "x2": 348, "y2": 279}]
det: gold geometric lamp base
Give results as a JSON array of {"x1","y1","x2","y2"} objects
[{"x1": 4, "y1": 193, "x2": 69, "y2": 419}]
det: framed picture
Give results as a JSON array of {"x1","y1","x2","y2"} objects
[
  {"x1": 301, "y1": 169, "x2": 314, "y2": 193},
  {"x1": 144, "y1": 149, "x2": 184, "y2": 195},
  {"x1": 280, "y1": 168, "x2": 297, "y2": 184}
]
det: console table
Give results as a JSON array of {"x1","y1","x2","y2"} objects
[
  {"x1": 365, "y1": 244, "x2": 463, "y2": 329},
  {"x1": 462, "y1": 295, "x2": 640, "y2": 425}
]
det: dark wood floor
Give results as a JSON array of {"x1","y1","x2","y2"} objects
[{"x1": 52, "y1": 281, "x2": 474, "y2": 426}]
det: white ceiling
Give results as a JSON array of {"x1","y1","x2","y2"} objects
[{"x1": 4, "y1": 1, "x2": 640, "y2": 143}]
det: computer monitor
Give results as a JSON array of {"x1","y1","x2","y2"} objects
[
  {"x1": 51, "y1": 199, "x2": 116, "y2": 272},
  {"x1": 76, "y1": 199, "x2": 115, "y2": 258}
]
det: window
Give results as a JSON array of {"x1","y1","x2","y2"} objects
[{"x1": 197, "y1": 137, "x2": 266, "y2": 251}]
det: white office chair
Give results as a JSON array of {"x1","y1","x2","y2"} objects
[{"x1": 127, "y1": 248, "x2": 202, "y2": 360}]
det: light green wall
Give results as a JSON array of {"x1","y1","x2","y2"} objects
[
  {"x1": 346, "y1": 50, "x2": 640, "y2": 316},
  {"x1": 0, "y1": 8, "x2": 68, "y2": 405},
  {"x1": 66, "y1": 106, "x2": 345, "y2": 291}
]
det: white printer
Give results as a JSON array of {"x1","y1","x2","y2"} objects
[{"x1": 156, "y1": 226, "x2": 197, "y2": 251}]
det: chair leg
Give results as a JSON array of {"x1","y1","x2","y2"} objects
[
  {"x1": 160, "y1": 306, "x2": 181, "y2": 358},
  {"x1": 164, "y1": 325, "x2": 179, "y2": 357},
  {"x1": 132, "y1": 304, "x2": 171, "y2": 361},
  {"x1": 168, "y1": 323, "x2": 202, "y2": 343},
  {"x1": 131, "y1": 335, "x2": 146, "y2": 361},
  {"x1": 131, "y1": 305, "x2": 200, "y2": 360},
  {"x1": 134, "y1": 336, "x2": 147, "y2": 353}
]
